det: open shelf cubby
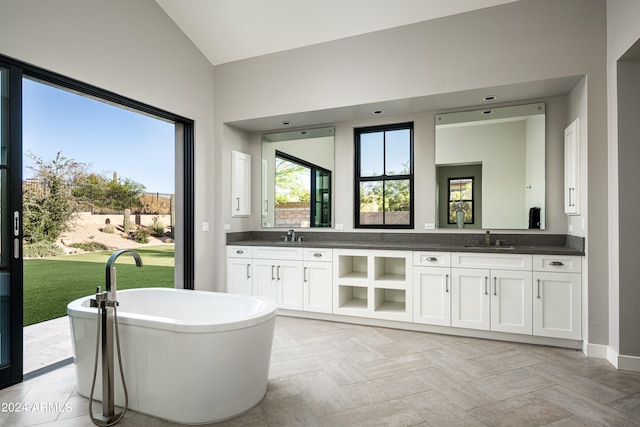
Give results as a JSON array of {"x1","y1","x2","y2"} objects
[
  {"x1": 373, "y1": 256, "x2": 407, "y2": 282},
  {"x1": 373, "y1": 288, "x2": 406, "y2": 313},
  {"x1": 338, "y1": 255, "x2": 368, "y2": 280},
  {"x1": 338, "y1": 285, "x2": 368, "y2": 310}
]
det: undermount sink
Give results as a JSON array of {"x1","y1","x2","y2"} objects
[{"x1": 464, "y1": 245, "x2": 515, "y2": 250}]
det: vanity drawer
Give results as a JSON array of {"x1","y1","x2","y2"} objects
[
  {"x1": 304, "y1": 248, "x2": 333, "y2": 262},
  {"x1": 452, "y1": 252, "x2": 532, "y2": 270},
  {"x1": 227, "y1": 246, "x2": 252, "y2": 258},
  {"x1": 413, "y1": 252, "x2": 451, "y2": 267},
  {"x1": 533, "y1": 255, "x2": 581, "y2": 273},
  {"x1": 253, "y1": 246, "x2": 303, "y2": 260}
]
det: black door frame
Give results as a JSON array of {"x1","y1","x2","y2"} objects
[{"x1": 0, "y1": 53, "x2": 195, "y2": 389}]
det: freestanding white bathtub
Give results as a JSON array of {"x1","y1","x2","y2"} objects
[{"x1": 67, "y1": 288, "x2": 277, "y2": 424}]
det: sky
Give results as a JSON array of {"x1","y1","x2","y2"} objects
[{"x1": 22, "y1": 78, "x2": 175, "y2": 193}]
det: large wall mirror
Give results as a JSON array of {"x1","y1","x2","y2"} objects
[
  {"x1": 435, "y1": 103, "x2": 545, "y2": 230},
  {"x1": 262, "y1": 127, "x2": 334, "y2": 228}
]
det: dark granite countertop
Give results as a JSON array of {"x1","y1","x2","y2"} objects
[{"x1": 227, "y1": 231, "x2": 585, "y2": 256}]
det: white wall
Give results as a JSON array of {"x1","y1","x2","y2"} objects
[
  {"x1": 607, "y1": 0, "x2": 640, "y2": 363},
  {"x1": 215, "y1": 0, "x2": 607, "y2": 345},
  {"x1": 0, "y1": 0, "x2": 217, "y2": 290}
]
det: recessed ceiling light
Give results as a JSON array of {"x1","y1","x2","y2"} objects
[
  {"x1": 281, "y1": 121, "x2": 291, "y2": 126},
  {"x1": 373, "y1": 110, "x2": 384, "y2": 115},
  {"x1": 483, "y1": 95, "x2": 497, "y2": 101}
]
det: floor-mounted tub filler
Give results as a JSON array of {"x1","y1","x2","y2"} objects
[{"x1": 67, "y1": 272, "x2": 277, "y2": 425}]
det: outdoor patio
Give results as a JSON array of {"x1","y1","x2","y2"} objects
[{"x1": 23, "y1": 316, "x2": 73, "y2": 375}]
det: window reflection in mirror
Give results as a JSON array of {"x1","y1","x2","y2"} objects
[
  {"x1": 262, "y1": 127, "x2": 334, "y2": 228},
  {"x1": 435, "y1": 103, "x2": 545, "y2": 230}
]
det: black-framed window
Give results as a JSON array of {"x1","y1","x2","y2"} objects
[
  {"x1": 448, "y1": 177, "x2": 474, "y2": 224},
  {"x1": 354, "y1": 122, "x2": 413, "y2": 228}
]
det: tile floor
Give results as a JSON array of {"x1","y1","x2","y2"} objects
[
  {"x1": 3, "y1": 315, "x2": 640, "y2": 426},
  {"x1": 23, "y1": 316, "x2": 73, "y2": 374}
]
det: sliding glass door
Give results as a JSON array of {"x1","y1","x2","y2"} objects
[{"x1": 0, "y1": 62, "x2": 24, "y2": 389}]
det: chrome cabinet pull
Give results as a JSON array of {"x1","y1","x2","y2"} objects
[
  {"x1": 246, "y1": 264, "x2": 251, "y2": 279},
  {"x1": 537, "y1": 279, "x2": 541, "y2": 299},
  {"x1": 484, "y1": 277, "x2": 488, "y2": 295},
  {"x1": 236, "y1": 249, "x2": 244, "y2": 254},
  {"x1": 313, "y1": 253, "x2": 322, "y2": 258},
  {"x1": 277, "y1": 265, "x2": 281, "y2": 281},
  {"x1": 271, "y1": 265, "x2": 275, "y2": 280},
  {"x1": 445, "y1": 274, "x2": 449, "y2": 293},
  {"x1": 493, "y1": 277, "x2": 497, "y2": 296},
  {"x1": 550, "y1": 261, "x2": 564, "y2": 267},
  {"x1": 236, "y1": 197, "x2": 240, "y2": 211},
  {"x1": 426, "y1": 256, "x2": 438, "y2": 262},
  {"x1": 304, "y1": 267, "x2": 308, "y2": 282}
]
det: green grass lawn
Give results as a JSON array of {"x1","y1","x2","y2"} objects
[{"x1": 24, "y1": 245, "x2": 175, "y2": 326}]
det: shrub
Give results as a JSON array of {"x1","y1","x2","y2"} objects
[
  {"x1": 151, "y1": 220, "x2": 165, "y2": 237},
  {"x1": 23, "y1": 241, "x2": 65, "y2": 258},
  {"x1": 133, "y1": 227, "x2": 150, "y2": 244},
  {"x1": 101, "y1": 223, "x2": 115, "y2": 234},
  {"x1": 69, "y1": 241, "x2": 109, "y2": 252}
]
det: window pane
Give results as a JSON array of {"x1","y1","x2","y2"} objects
[
  {"x1": 385, "y1": 129, "x2": 410, "y2": 175},
  {"x1": 359, "y1": 181, "x2": 383, "y2": 225},
  {"x1": 448, "y1": 177, "x2": 474, "y2": 224},
  {"x1": 360, "y1": 132, "x2": 383, "y2": 177},
  {"x1": 0, "y1": 67, "x2": 7, "y2": 165},
  {"x1": 384, "y1": 179, "x2": 410, "y2": 225}
]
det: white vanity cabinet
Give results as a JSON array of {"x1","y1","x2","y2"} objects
[
  {"x1": 334, "y1": 249, "x2": 413, "y2": 322},
  {"x1": 303, "y1": 248, "x2": 333, "y2": 313},
  {"x1": 451, "y1": 253, "x2": 533, "y2": 335},
  {"x1": 252, "y1": 246, "x2": 303, "y2": 310},
  {"x1": 226, "y1": 246, "x2": 254, "y2": 295},
  {"x1": 413, "y1": 252, "x2": 451, "y2": 326},
  {"x1": 564, "y1": 118, "x2": 580, "y2": 215},
  {"x1": 231, "y1": 150, "x2": 251, "y2": 217},
  {"x1": 533, "y1": 255, "x2": 582, "y2": 340}
]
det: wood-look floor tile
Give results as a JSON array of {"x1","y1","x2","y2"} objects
[
  {"x1": 420, "y1": 348, "x2": 488, "y2": 381},
  {"x1": 541, "y1": 415, "x2": 601, "y2": 427},
  {"x1": 342, "y1": 371, "x2": 432, "y2": 406},
  {"x1": 331, "y1": 337, "x2": 384, "y2": 363},
  {"x1": 467, "y1": 348, "x2": 544, "y2": 375},
  {"x1": 608, "y1": 391, "x2": 640, "y2": 420},
  {"x1": 288, "y1": 370, "x2": 358, "y2": 416},
  {"x1": 372, "y1": 335, "x2": 440, "y2": 358},
  {"x1": 533, "y1": 384, "x2": 640, "y2": 427},
  {"x1": 468, "y1": 393, "x2": 571, "y2": 427},
  {"x1": 260, "y1": 394, "x2": 321, "y2": 427},
  {"x1": 529, "y1": 361, "x2": 627, "y2": 403},
  {"x1": 400, "y1": 389, "x2": 486, "y2": 426},
  {"x1": 469, "y1": 366, "x2": 553, "y2": 400},
  {"x1": 358, "y1": 352, "x2": 433, "y2": 380},
  {"x1": 414, "y1": 367, "x2": 495, "y2": 410},
  {"x1": 318, "y1": 399, "x2": 424, "y2": 427}
]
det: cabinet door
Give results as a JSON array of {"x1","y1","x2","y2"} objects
[
  {"x1": 277, "y1": 260, "x2": 303, "y2": 310},
  {"x1": 303, "y1": 261, "x2": 332, "y2": 313},
  {"x1": 414, "y1": 266, "x2": 451, "y2": 326},
  {"x1": 231, "y1": 150, "x2": 251, "y2": 217},
  {"x1": 491, "y1": 270, "x2": 532, "y2": 334},
  {"x1": 451, "y1": 268, "x2": 490, "y2": 330},
  {"x1": 533, "y1": 272, "x2": 581, "y2": 339},
  {"x1": 564, "y1": 118, "x2": 580, "y2": 215},
  {"x1": 253, "y1": 260, "x2": 277, "y2": 301},
  {"x1": 226, "y1": 258, "x2": 253, "y2": 295}
]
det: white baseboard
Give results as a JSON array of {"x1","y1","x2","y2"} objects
[
  {"x1": 618, "y1": 354, "x2": 640, "y2": 372},
  {"x1": 607, "y1": 346, "x2": 619, "y2": 369},
  {"x1": 583, "y1": 342, "x2": 608, "y2": 359}
]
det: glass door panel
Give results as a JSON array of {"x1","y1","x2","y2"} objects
[{"x1": 0, "y1": 63, "x2": 23, "y2": 389}]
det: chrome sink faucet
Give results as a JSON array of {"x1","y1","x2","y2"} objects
[
  {"x1": 286, "y1": 229, "x2": 296, "y2": 242},
  {"x1": 485, "y1": 230, "x2": 491, "y2": 246}
]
